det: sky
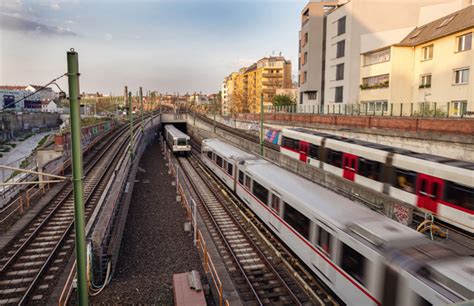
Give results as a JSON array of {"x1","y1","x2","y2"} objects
[{"x1": 0, "y1": 0, "x2": 306, "y2": 95}]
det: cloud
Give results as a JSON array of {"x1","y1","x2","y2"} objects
[
  {"x1": 105, "y1": 33, "x2": 113, "y2": 41},
  {"x1": 235, "y1": 58, "x2": 255, "y2": 67},
  {"x1": 50, "y1": 2, "x2": 60, "y2": 11},
  {"x1": 0, "y1": 13, "x2": 77, "y2": 36},
  {"x1": 0, "y1": 0, "x2": 23, "y2": 13}
]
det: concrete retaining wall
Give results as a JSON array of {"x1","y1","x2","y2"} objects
[{"x1": 0, "y1": 113, "x2": 61, "y2": 141}]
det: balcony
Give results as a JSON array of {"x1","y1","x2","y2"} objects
[
  {"x1": 360, "y1": 82, "x2": 389, "y2": 90},
  {"x1": 262, "y1": 73, "x2": 282, "y2": 78}
]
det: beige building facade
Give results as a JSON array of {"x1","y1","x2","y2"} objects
[
  {"x1": 360, "y1": 5, "x2": 473, "y2": 115},
  {"x1": 298, "y1": 0, "x2": 471, "y2": 113}
]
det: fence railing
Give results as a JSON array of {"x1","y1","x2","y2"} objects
[{"x1": 262, "y1": 101, "x2": 472, "y2": 118}]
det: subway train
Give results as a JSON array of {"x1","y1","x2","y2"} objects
[
  {"x1": 279, "y1": 128, "x2": 474, "y2": 234},
  {"x1": 201, "y1": 138, "x2": 473, "y2": 306},
  {"x1": 164, "y1": 124, "x2": 191, "y2": 155}
]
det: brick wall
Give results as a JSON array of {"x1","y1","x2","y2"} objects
[{"x1": 236, "y1": 114, "x2": 474, "y2": 135}]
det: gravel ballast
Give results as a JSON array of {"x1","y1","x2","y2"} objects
[{"x1": 90, "y1": 141, "x2": 207, "y2": 304}]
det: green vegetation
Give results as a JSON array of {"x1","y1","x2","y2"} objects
[
  {"x1": 36, "y1": 135, "x2": 49, "y2": 149},
  {"x1": 273, "y1": 94, "x2": 296, "y2": 107}
]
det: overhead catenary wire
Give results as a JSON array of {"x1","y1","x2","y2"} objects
[{"x1": 2, "y1": 73, "x2": 67, "y2": 109}]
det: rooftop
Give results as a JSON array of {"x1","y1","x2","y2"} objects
[{"x1": 398, "y1": 5, "x2": 474, "y2": 46}]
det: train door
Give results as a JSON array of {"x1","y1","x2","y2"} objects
[
  {"x1": 416, "y1": 174, "x2": 443, "y2": 213},
  {"x1": 299, "y1": 141, "x2": 310, "y2": 162},
  {"x1": 342, "y1": 153, "x2": 358, "y2": 181}
]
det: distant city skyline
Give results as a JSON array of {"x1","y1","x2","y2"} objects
[{"x1": 0, "y1": 0, "x2": 305, "y2": 95}]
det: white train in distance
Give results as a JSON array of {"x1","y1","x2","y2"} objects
[
  {"x1": 164, "y1": 124, "x2": 191, "y2": 155},
  {"x1": 200, "y1": 138, "x2": 473, "y2": 306},
  {"x1": 279, "y1": 128, "x2": 474, "y2": 234}
]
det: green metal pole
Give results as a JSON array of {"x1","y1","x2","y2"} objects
[
  {"x1": 139, "y1": 87, "x2": 144, "y2": 133},
  {"x1": 129, "y1": 91, "x2": 134, "y2": 160},
  {"x1": 260, "y1": 93, "x2": 264, "y2": 156},
  {"x1": 66, "y1": 49, "x2": 88, "y2": 306}
]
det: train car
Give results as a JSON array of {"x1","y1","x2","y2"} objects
[
  {"x1": 201, "y1": 139, "x2": 256, "y2": 190},
  {"x1": 201, "y1": 139, "x2": 473, "y2": 306},
  {"x1": 164, "y1": 124, "x2": 191, "y2": 155},
  {"x1": 280, "y1": 128, "x2": 474, "y2": 234}
]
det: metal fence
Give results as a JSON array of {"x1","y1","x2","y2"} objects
[{"x1": 263, "y1": 101, "x2": 472, "y2": 118}]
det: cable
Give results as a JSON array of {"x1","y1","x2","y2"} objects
[{"x1": 2, "y1": 73, "x2": 67, "y2": 109}]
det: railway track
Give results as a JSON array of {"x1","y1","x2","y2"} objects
[
  {"x1": 0, "y1": 120, "x2": 145, "y2": 305},
  {"x1": 178, "y1": 153, "x2": 336, "y2": 305}
]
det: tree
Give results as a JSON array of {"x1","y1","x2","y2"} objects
[
  {"x1": 273, "y1": 94, "x2": 295, "y2": 107},
  {"x1": 229, "y1": 91, "x2": 248, "y2": 114}
]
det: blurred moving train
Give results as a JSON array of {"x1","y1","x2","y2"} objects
[
  {"x1": 279, "y1": 128, "x2": 474, "y2": 234},
  {"x1": 201, "y1": 138, "x2": 473, "y2": 306},
  {"x1": 164, "y1": 124, "x2": 191, "y2": 155}
]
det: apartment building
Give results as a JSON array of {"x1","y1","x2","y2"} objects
[
  {"x1": 299, "y1": 0, "x2": 465, "y2": 111},
  {"x1": 223, "y1": 56, "x2": 292, "y2": 113},
  {"x1": 359, "y1": 5, "x2": 473, "y2": 115},
  {"x1": 299, "y1": 1, "x2": 339, "y2": 106}
]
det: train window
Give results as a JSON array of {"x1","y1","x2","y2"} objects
[
  {"x1": 341, "y1": 243, "x2": 367, "y2": 286},
  {"x1": 270, "y1": 194, "x2": 280, "y2": 213},
  {"x1": 238, "y1": 171, "x2": 244, "y2": 184},
  {"x1": 207, "y1": 151, "x2": 213, "y2": 160},
  {"x1": 316, "y1": 227, "x2": 332, "y2": 256},
  {"x1": 382, "y1": 265, "x2": 399, "y2": 306},
  {"x1": 244, "y1": 175, "x2": 251, "y2": 189},
  {"x1": 415, "y1": 295, "x2": 432, "y2": 306},
  {"x1": 227, "y1": 163, "x2": 233, "y2": 176},
  {"x1": 281, "y1": 136, "x2": 299, "y2": 151},
  {"x1": 309, "y1": 144, "x2": 320, "y2": 160},
  {"x1": 177, "y1": 138, "x2": 187, "y2": 146},
  {"x1": 326, "y1": 149, "x2": 343, "y2": 168},
  {"x1": 252, "y1": 180, "x2": 269, "y2": 204},
  {"x1": 216, "y1": 155, "x2": 223, "y2": 168},
  {"x1": 394, "y1": 168, "x2": 416, "y2": 193},
  {"x1": 283, "y1": 203, "x2": 310, "y2": 239},
  {"x1": 358, "y1": 158, "x2": 381, "y2": 181},
  {"x1": 443, "y1": 181, "x2": 474, "y2": 211}
]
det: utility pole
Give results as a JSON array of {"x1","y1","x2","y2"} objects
[
  {"x1": 66, "y1": 49, "x2": 88, "y2": 306},
  {"x1": 260, "y1": 93, "x2": 264, "y2": 156},
  {"x1": 129, "y1": 91, "x2": 134, "y2": 160},
  {"x1": 139, "y1": 87, "x2": 144, "y2": 133}
]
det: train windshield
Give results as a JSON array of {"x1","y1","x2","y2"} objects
[{"x1": 177, "y1": 138, "x2": 188, "y2": 146}]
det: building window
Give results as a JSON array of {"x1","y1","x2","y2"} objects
[
  {"x1": 283, "y1": 203, "x2": 310, "y2": 239},
  {"x1": 341, "y1": 243, "x2": 367, "y2": 286},
  {"x1": 421, "y1": 45, "x2": 433, "y2": 60},
  {"x1": 304, "y1": 32, "x2": 308, "y2": 44},
  {"x1": 456, "y1": 33, "x2": 472, "y2": 52},
  {"x1": 337, "y1": 16, "x2": 346, "y2": 35},
  {"x1": 336, "y1": 40, "x2": 345, "y2": 58},
  {"x1": 334, "y1": 86, "x2": 343, "y2": 103},
  {"x1": 454, "y1": 68, "x2": 469, "y2": 84},
  {"x1": 361, "y1": 74, "x2": 389, "y2": 89},
  {"x1": 437, "y1": 15, "x2": 456, "y2": 28},
  {"x1": 303, "y1": 52, "x2": 308, "y2": 65},
  {"x1": 450, "y1": 100, "x2": 467, "y2": 117},
  {"x1": 365, "y1": 101, "x2": 388, "y2": 113},
  {"x1": 363, "y1": 48, "x2": 390, "y2": 66},
  {"x1": 304, "y1": 71, "x2": 307, "y2": 83},
  {"x1": 336, "y1": 63, "x2": 344, "y2": 80},
  {"x1": 307, "y1": 91, "x2": 317, "y2": 100},
  {"x1": 420, "y1": 74, "x2": 432, "y2": 88}
]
